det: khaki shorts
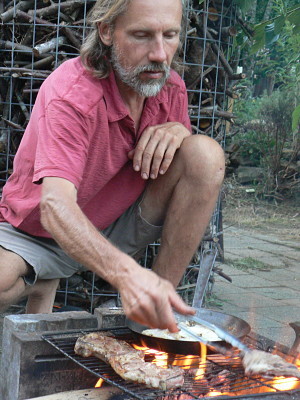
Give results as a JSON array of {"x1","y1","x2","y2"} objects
[{"x1": 0, "y1": 197, "x2": 162, "y2": 285}]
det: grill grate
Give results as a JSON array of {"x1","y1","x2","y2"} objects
[{"x1": 42, "y1": 327, "x2": 300, "y2": 400}]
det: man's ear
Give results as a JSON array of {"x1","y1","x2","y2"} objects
[{"x1": 98, "y1": 22, "x2": 113, "y2": 46}]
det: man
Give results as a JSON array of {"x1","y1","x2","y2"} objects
[{"x1": 0, "y1": 0, "x2": 225, "y2": 332}]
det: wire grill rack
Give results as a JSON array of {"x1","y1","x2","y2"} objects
[{"x1": 42, "y1": 327, "x2": 300, "y2": 400}]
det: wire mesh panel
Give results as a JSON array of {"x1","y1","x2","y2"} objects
[{"x1": 0, "y1": 0, "x2": 238, "y2": 311}]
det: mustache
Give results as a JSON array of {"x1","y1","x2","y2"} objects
[{"x1": 134, "y1": 63, "x2": 170, "y2": 74}]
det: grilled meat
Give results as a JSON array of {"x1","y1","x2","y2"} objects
[
  {"x1": 74, "y1": 332, "x2": 184, "y2": 390},
  {"x1": 243, "y1": 350, "x2": 300, "y2": 378}
]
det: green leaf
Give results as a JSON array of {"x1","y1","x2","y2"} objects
[
  {"x1": 287, "y1": 8, "x2": 300, "y2": 34},
  {"x1": 265, "y1": 23, "x2": 280, "y2": 47},
  {"x1": 274, "y1": 16, "x2": 286, "y2": 35},
  {"x1": 250, "y1": 21, "x2": 269, "y2": 53},
  {"x1": 292, "y1": 104, "x2": 300, "y2": 132},
  {"x1": 232, "y1": 0, "x2": 253, "y2": 13}
]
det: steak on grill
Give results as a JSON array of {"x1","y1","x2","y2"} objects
[
  {"x1": 74, "y1": 332, "x2": 184, "y2": 390},
  {"x1": 243, "y1": 350, "x2": 300, "y2": 378}
]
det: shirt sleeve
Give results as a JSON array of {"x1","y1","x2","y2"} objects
[{"x1": 33, "y1": 99, "x2": 92, "y2": 188}]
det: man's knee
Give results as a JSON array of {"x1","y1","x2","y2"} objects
[
  {"x1": 0, "y1": 247, "x2": 29, "y2": 293},
  {"x1": 180, "y1": 135, "x2": 225, "y2": 184}
]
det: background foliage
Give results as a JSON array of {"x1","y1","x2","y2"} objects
[{"x1": 228, "y1": 0, "x2": 300, "y2": 200}]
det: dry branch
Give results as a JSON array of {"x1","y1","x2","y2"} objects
[
  {"x1": 0, "y1": 0, "x2": 34, "y2": 23},
  {"x1": 28, "y1": 0, "x2": 90, "y2": 19}
]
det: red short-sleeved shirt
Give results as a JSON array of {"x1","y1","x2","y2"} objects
[{"x1": 0, "y1": 57, "x2": 191, "y2": 237}]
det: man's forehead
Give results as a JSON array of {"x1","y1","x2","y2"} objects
[{"x1": 115, "y1": 0, "x2": 182, "y2": 28}]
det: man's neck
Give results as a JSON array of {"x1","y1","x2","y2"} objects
[{"x1": 115, "y1": 76, "x2": 146, "y2": 130}]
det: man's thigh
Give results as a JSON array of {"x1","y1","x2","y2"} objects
[{"x1": 102, "y1": 194, "x2": 163, "y2": 258}]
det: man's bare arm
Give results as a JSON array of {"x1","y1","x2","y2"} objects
[{"x1": 40, "y1": 177, "x2": 193, "y2": 331}]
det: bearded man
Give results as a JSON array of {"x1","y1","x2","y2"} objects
[{"x1": 0, "y1": 0, "x2": 225, "y2": 331}]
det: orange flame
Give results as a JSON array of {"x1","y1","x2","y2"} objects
[
  {"x1": 133, "y1": 345, "x2": 169, "y2": 368},
  {"x1": 206, "y1": 391, "x2": 225, "y2": 397},
  {"x1": 95, "y1": 378, "x2": 104, "y2": 388},
  {"x1": 130, "y1": 342, "x2": 300, "y2": 396},
  {"x1": 270, "y1": 376, "x2": 299, "y2": 391},
  {"x1": 133, "y1": 343, "x2": 208, "y2": 379}
]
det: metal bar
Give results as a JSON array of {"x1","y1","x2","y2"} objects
[{"x1": 192, "y1": 248, "x2": 218, "y2": 308}]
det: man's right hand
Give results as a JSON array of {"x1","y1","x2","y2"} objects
[{"x1": 117, "y1": 264, "x2": 195, "y2": 333}]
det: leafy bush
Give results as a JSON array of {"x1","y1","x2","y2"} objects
[{"x1": 232, "y1": 88, "x2": 299, "y2": 199}]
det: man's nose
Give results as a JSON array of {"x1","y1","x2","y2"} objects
[{"x1": 148, "y1": 37, "x2": 167, "y2": 63}]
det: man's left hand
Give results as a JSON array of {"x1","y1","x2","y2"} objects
[{"x1": 128, "y1": 122, "x2": 191, "y2": 180}]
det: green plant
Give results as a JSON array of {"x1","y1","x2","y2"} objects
[
  {"x1": 227, "y1": 257, "x2": 277, "y2": 271},
  {"x1": 232, "y1": 88, "x2": 299, "y2": 199}
]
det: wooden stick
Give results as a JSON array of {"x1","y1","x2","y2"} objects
[
  {"x1": 33, "y1": 36, "x2": 67, "y2": 56},
  {"x1": 1, "y1": 118, "x2": 24, "y2": 131},
  {"x1": 15, "y1": 10, "x2": 82, "y2": 49},
  {"x1": 0, "y1": 0, "x2": 34, "y2": 23},
  {"x1": 23, "y1": 55, "x2": 55, "y2": 70},
  {"x1": 28, "y1": 0, "x2": 89, "y2": 19},
  {"x1": 226, "y1": 88, "x2": 240, "y2": 99},
  {"x1": 190, "y1": 14, "x2": 246, "y2": 81},
  {"x1": 190, "y1": 107, "x2": 236, "y2": 120},
  {"x1": 221, "y1": 26, "x2": 237, "y2": 38},
  {"x1": 0, "y1": 39, "x2": 33, "y2": 54},
  {"x1": 0, "y1": 67, "x2": 51, "y2": 79},
  {"x1": 15, "y1": 91, "x2": 30, "y2": 120}
]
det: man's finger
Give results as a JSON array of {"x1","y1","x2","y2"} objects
[
  {"x1": 151, "y1": 144, "x2": 176, "y2": 178},
  {"x1": 156, "y1": 299, "x2": 179, "y2": 332},
  {"x1": 146, "y1": 141, "x2": 167, "y2": 179},
  {"x1": 132, "y1": 129, "x2": 153, "y2": 172},
  {"x1": 170, "y1": 292, "x2": 196, "y2": 317}
]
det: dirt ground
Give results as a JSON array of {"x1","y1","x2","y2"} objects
[{"x1": 222, "y1": 180, "x2": 299, "y2": 242}]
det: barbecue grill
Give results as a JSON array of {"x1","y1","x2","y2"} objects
[{"x1": 43, "y1": 326, "x2": 300, "y2": 400}]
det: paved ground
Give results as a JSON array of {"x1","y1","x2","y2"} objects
[{"x1": 210, "y1": 225, "x2": 300, "y2": 349}]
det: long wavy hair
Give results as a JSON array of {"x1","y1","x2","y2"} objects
[{"x1": 80, "y1": 0, "x2": 186, "y2": 79}]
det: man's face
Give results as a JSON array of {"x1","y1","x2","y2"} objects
[{"x1": 108, "y1": 0, "x2": 182, "y2": 97}]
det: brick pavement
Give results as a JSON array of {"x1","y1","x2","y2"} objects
[{"x1": 210, "y1": 225, "x2": 300, "y2": 348}]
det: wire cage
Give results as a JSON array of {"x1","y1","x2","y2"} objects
[{"x1": 0, "y1": 0, "x2": 238, "y2": 312}]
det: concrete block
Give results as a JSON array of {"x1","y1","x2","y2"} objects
[
  {"x1": 0, "y1": 311, "x2": 98, "y2": 400},
  {"x1": 94, "y1": 307, "x2": 125, "y2": 329}
]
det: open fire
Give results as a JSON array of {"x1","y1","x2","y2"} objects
[{"x1": 94, "y1": 341, "x2": 300, "y2": 398}]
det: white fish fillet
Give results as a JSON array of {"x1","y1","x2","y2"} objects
[{"x1": 142, "y1": 322, "x2": 221, "y2": 342}]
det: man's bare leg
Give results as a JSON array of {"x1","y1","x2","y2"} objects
[
  {"x1": 141, "y1": 134, "x2": 225, "y2": 286},
  {"x1": 0, "y1": 246, "x2": 59, "y2": 313},
  {"x1": 24, "y1": 278, "x2": 60, "y2": 313}
]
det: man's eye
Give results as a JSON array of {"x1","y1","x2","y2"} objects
[
  {"x1": 133, "y1": 32, "x2": 148, "y2": 38},
  {"x1": 164, "y1": 32, "x2": 179, "y2": 39}
]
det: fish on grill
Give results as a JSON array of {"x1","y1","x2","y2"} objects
[
  {"x1": 74, "y1": 332, "x2": 185, "y2": 390},
  {"x1": 243, "y1": 350, "x2": 300, "y2": 378}
]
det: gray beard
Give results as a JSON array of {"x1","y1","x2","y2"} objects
[{"x1": 110, "y1": 46, "x2": 170, "y2": 97}]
